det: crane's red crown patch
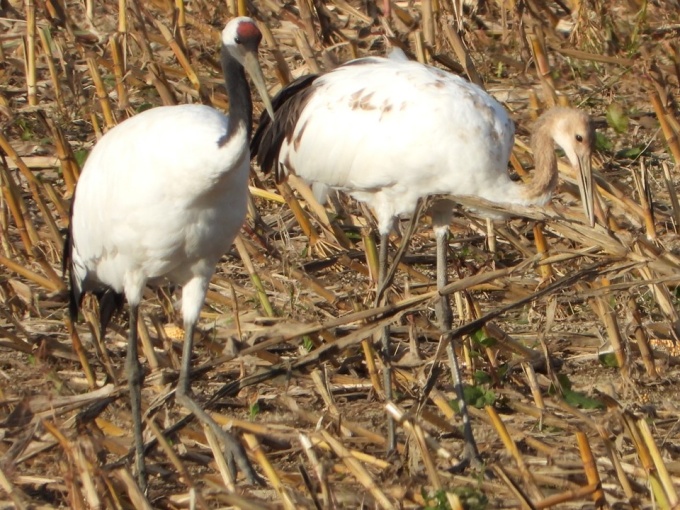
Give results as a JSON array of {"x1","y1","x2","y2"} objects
[{"x1": 236, "y1": 20, "x2": 262, "y2": 44}]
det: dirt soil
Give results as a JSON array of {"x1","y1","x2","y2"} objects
[{"x1": 1, "y1": 0, "x2": 680, "y2": 508}]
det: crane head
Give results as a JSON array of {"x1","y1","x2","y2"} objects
[
  {"x1": 551, "y1": 108, "x2": 596, "y2": 227},
  {"x1": 222, "y1": 17, "x2": 274, "y2": 119}
]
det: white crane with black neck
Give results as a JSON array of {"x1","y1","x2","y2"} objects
[
  {"x1": 250, "y1": 53, "x2": 595, "y2": 457},
  {"x1": 64, "y1": 17, "x2": 274, "y2": 490}
]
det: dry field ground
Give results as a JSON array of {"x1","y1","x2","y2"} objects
[{"x1": 1, "y1": 0, "x2": 680, "y2": 508}]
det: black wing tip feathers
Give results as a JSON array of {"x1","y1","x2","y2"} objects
[
  {"x1": 64, "y1": 233, "x2": 84, "y2": 322},
  {"x1": 62, "y1": 201, "x2": 81, "y2": 322},
  {"x1": 250, "y1": 74, "x2": 319, "y2": 177},
  {"x1": 95, "y1": 288, "x2": 124, "y2": 335}
]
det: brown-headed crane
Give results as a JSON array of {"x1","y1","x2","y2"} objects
[{"x1": 250, "y1": 49, "x2": 596, "y2": 458}]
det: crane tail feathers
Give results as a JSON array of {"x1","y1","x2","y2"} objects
[
  {"x1": 64, "y1": 225, "x2": 86, "y2": 322},
  {"x1": 62, "y1": 201, "x2": 81, "y2": 322},
  {"x1": 250, "y1": 74, "x2": 318, "y2": 182},
  {"x1": 95, "y1": 288, "x2": 124, "y2": 336}
]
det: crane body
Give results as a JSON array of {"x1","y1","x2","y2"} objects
[
  {"x1": 255, "y1": 57, "x2": 526, "y2": 235},
  {"x1": 69, "y1": 105, "x2": 249, "y2": 313}
]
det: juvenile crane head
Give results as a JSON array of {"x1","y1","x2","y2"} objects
[
  {"x1": 222, "y1": 17, "x2": 274, "y2": 118},
  {"x1": 548, "y1": 107, "x2": 596, "y2": 227}
]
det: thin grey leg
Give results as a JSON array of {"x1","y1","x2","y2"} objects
[
  {"x1": 435, "y1": 226, "x2": 453, "y2": 331},
  {"x1": 175, "y1": 322, "x2": 258, "y2": 484},
  {"x1": 433, "y1": 203, "x2": 480, "y2": 466},
  {"x1": 378, "y1": 232, "x2": 396, "y2": 453},
  {"x1": 126, "y1": 304, "x2": 148, "y2": 491}
]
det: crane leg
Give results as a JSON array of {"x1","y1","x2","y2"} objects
[
  {"x1": 378, "y1": 232, "x2": 396, "y2": 454},
  {"x1": 126, "y1": 303, "x2": 148, "y2": 492},
  {"x1": 434, "y1": 226, "x2": 453, "y2": 330},
  {"x1": 431, "y1": 199, "x2": 455, "y2": 330},
  {"x1": 175, "y1": 321, "x2": 259, "y2": 484},
  {"x1": 433, "y1": 210, "x2": 481, "y2": 467}
]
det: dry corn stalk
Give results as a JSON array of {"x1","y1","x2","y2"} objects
[{"x1": 527, "y1": 26, "x2": 557, "y2": 106}]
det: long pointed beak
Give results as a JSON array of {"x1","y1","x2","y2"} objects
[
  {"x1": 244, "y1": 50, "x2": 274, "y2": 120},
  {"x1": 576, "y1": 154, "x2": 595, "y2": 227}
]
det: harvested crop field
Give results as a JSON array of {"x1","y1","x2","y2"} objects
[{"x1": 1, "y1": 0, "x2": 680, "y2": 508}]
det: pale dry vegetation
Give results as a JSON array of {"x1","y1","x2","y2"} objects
[{"x1": 1, "y1": 0, "x2": 680, "y2": 508}]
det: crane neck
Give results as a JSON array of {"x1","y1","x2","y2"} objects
[
  {"x1": 526, "y1": 117, "x2": 559, "y2": 204},
  {"x1": 221, "y1": 46, "x2": 252, "y2": 142}
]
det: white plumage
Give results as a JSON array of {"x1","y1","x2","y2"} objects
[
  {"x1": 70, "y1": 105, "x2": 249, "y2": 312},
  {"x1": 65, "y1": 17, "x2": 273, "y2": 490},
  {"x1": 278, "y1": 58, "x2": 516, "y2": 230}
]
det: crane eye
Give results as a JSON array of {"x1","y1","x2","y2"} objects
[
  {"x1": 575, "y1": 134, "x2": 583, "y2": 142},
  {"x1": 234, "y1": 37, "x2": 241, "y2": 44}
]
